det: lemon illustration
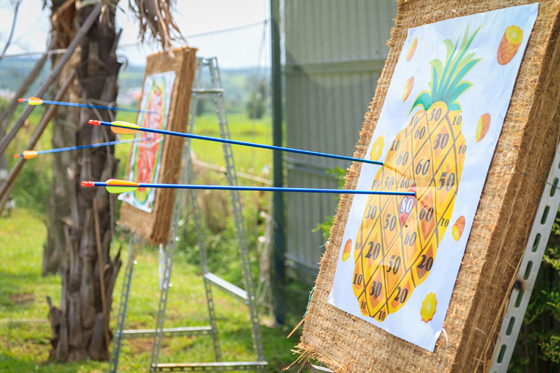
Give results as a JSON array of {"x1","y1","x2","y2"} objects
[
  {"x1": 420, "y1": 292, "x2": 438, "y2": 323},
  {"x1": 370, "y1": 136, "x2": 385, "y2": 161}
]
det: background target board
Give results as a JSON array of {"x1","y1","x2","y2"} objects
[
  {"x1": 119, "y1": 71, "x2": 175, "y2": 212},
  {"x1": 327, "y1": 4, "x2": 537, "y2": 351},
  {"x1": 118, "y1": 47, "x2": 197, "y2": 245}
]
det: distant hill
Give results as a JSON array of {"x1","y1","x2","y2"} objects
[
  {"x1": 0, "y1": 57, "x2": 50, "y2": 94},
  {"x1": 119, "y1": 63, "x2": 269, "y2": 114},
  {"x1": 0, "y1": 58, "x2": 270, "y2": 115}
]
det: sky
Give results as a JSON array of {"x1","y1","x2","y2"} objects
[{"x1": 0, "y1": 0, "x2": 271, "y2": 68}]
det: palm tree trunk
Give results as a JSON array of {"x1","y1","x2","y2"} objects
[
  {"x1": 43, "y1": 0, "x2": 78, "y2": 276},
  {"x1": 47, "y1": 1, "x2": 122, "y2": 361}
]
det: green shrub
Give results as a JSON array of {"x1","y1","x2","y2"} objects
[
  {"x1": 509, "y1": 210, "x2": 560, "y2": 371},
  {"x1": 313, "y1": 166, "x2": 346, "y2": 238}
]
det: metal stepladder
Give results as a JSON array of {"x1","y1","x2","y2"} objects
[{"x1": 108, "y1": 57, "x2": 267, "y2": 372}]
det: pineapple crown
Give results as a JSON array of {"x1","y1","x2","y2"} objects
[{"x1": 410, "y1": 24, "x2": 482, "y2": 114}]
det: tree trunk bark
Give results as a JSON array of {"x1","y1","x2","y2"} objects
[
  {"x1": 48, "y1": 1, "x2": 122, "y2": 361},
  {"x1": 44, "y1": 0, "x2": 79, "y2": 276}
]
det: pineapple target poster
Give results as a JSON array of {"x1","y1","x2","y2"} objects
[
  {"x1": 327, "y1": 4, "x2": 538, "y2": 351},
  {"x1": 119, "y1": 71, "x2": 175, "y2": 212}
]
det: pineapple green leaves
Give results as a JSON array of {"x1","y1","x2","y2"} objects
[{"x1": 410, "y1": 24, "x2": 482, "y2": 114}]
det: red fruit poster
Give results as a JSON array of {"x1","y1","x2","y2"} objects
[{"x1": 119, "y1": 71, "x2": 175, "y2": 212}]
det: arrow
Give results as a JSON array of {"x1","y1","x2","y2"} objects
[
  {"x1": 14, "y1": 137, "x2": 150, "y2": 159},
  {"x1": 81, "y1": 179, "x2": 416, "y2": 196},
  {"x1": 88, "y1": 119, "x2": 384, "y2": 166},
  {"x1": 19, "y1": 97, "x2": 155, "y2": 114}
]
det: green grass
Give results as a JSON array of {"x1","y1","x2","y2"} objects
[
  {"x1": 1, "y1": 111, "x2": 310, "y2": 372},
  {"x1": 6, "y1": 105, "x2": 52, "y2": 213},
  {"x1": 113, "y1": 112, "x2": 273, "y2": 180},
  {"x1": 0, "y1": 209, "x2": 307, "y2": 372}
]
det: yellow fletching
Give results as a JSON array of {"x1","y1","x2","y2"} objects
[
  {"x1": 28, "y1": 97, "x2": 43, "y2": 106},
  {"x1": 23, "y1": 151, "x2": 38, "y2": 159},
  {"x1": 106, "y1": 179, "x2": 139, "y2": 194},
  {"x1": 111, "y1": 121, "x2": 140, "y2": 134}
]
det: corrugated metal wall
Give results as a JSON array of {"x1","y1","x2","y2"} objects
[{"x1": 284, "y1": 0, "x2": 397, "y2": 283}]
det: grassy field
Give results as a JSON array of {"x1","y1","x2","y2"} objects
[
  {"x1": 1, "y1": 111, "x2": 311, "y2": 372},
  {"x1": 0, "y1": 210, "x2": 306, "y2": 372},
  {"x1": 114, "y1": 111, "x2": 274, "y2": 178}
]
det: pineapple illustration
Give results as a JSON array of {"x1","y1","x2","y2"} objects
[
  {"x1": 406, "y1": 38, "x2": 418, "y2": 61},
  {"x1": 403, "y1": 77, "x2": 414, "y2": 102},
  {"x1": 342, "y1": 239, "x2": 352, "y2": 262},
  {"x1": 351, "y1": 25, "x2": 480, "y2": 321},
  {"x1": 497, "y1": 25, "x2": 523, "y2": 65},
  {"x1": 452, "y1": 216, "x2": 466, "y2": 241},
  {"x1": 476, "y1": 113, "x2": 491, "y2": 143}
]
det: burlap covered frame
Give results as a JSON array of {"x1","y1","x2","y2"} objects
[
  {"x1": 298, "y1": 1, "x2": 560, "y2": 372},
  {"x1": 119, "y1": 47, "x2": 197, "y2": 245}
]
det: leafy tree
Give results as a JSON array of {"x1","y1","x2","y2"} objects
[
  {"x1": 246, "y1": 74, "x2": 268, "y2": 119},
  {"x1": 196, "y1": 98, "x2": 206, "y2": 116},
  {"x1": 314, "y1": 166, "x2": 346, "y2": 239}
]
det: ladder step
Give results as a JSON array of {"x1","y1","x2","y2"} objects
[
  {"x1": 120, "y1": 326, "x2": 212, "y2": 339},
  {"x1": 154, "y1": 361, "x2": 268, "y2": 372},
  {"x1": 204, "y1": 273, "x2": 248, "y2": 303},
  {"x1": 192, "y1": 88, "x2": 224, "y2": 97}
]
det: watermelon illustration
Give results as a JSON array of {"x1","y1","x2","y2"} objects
[
  {"x1": 132, "y1": 80, "x2": 166, "y2": 203},
  {"x1": 351, "y1": 24, "x2": 480, "y2": 321}
]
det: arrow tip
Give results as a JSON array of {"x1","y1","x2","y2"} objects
[
  {"x1": 81, "y1": 181, "x2": 94, "y2": 187},
  {"x1": 18, "y1": 98, "x2": 24, "y2": 103},
  {"x1": 13, "y1": 154, "x2": 20, "y2": 158},
  {"x1": 89, "y1": 120, "x2": 100, "y2": 126}
]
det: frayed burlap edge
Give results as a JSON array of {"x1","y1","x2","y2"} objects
[{"x1": 296, "y1": 1, "x2": 560, "y2": 372}]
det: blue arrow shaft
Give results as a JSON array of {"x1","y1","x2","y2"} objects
[
  {"x1": 96, "y1": 120, "x2": 384, "y2": 166},
  {"x1": 23, "y1": 99, "x2": 155, "y2": 114},
  {"x1": 95, "y1": 181, "x2": 414, "y2": 196},
  {"x1": 32, "y1": 137, "x2": 148, "y2": 156}
]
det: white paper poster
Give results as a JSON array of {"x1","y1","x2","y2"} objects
[
  {"x1": 119, "y1": 71, "x2": 176, "y2": 212},
  {"x1": 327, "y1": 4, "x2": 538, "y2": 351}
]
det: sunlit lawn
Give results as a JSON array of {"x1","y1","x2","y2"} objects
[
  {"x1": 0, "y1": 208, "x2": 305, "y2": 372},
  {"x1": 0, "y1": 110, "x2": 311, "y2": 372},
  {"x1": 114, "y1": 112, "x2": 274, "y2": 182}
]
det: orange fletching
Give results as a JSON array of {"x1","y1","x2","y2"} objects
[
  {"x1": 22, "y1": 151, "x2": 38, "y2": 159},
  {"x1": 28, "y1": 97, "x2": 43, "y2": 106},
  {"x1": 106, "y1": 179, "x2": 138, "y2": 186},
  {"x1": 110, "y1": 121, "x2": 140, "y2": 134}
]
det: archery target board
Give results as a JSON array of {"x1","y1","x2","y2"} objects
[
  {"x1": 119, "y1": 71, "x2": 175, "y2": 212},
  {"x1": 118, "y1": 47, "x2": 197, "y2": 245},
  {"x1": 327, "y1": 4, "x2": 537, "y2": 351}
]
